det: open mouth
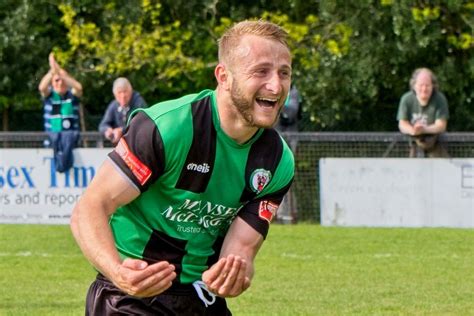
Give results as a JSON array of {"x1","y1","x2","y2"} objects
[{"x1": 256, "y1": 97, "x2": 279, "y2": 108}]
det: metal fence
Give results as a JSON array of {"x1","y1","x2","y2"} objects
[
  {"x1": 3, "y1": 131, "x2": 474, "y2": 222},
  {"x1": 0, "y1": 131, "x2": 111, "y2": 148}
]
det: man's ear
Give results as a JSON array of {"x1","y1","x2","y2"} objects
[{"x1": 215, "y1": 63, "x2": 231, "y2": 90}]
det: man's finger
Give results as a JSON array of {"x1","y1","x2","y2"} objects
[
  {"x1": 122, "y1": 258, "x2": 148, "y2": 270},
  {"x1": 202, "y1": 257, "x2": 227, "y2": 284}
]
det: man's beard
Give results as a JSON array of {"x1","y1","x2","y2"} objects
[
  {"x1": 230, "y1": 81, "x2": 278, "y2": 128},
  {"x1": 230, "y1": 82, "x2": 254, "y2": 126}
]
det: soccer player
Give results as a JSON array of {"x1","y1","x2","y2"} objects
[{"x1": 71, "y1": 19, "x2": 295, "y2": 315}]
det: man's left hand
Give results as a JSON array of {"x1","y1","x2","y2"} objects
[{"x1": 202, "y1": 255, "x2": 251, "y2": 297}]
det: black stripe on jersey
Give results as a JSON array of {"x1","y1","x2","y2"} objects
[
  {"x1": 239, "y1": 129, "x2": 284, "y2": 203},
  {"x1": 206, "y1": 235, "x2": 224, "y2": 268},
  {"x1": 108, "y1": 112, "x2": 165, "y2": 192},
  {"x1": 238, "y1": 178, "x2": 293, "y2": 239},
  {"x1": 175, "y1": 97, "x2": 216, "y2": 193},
  {"x1": 142, "y1": 229, "x2": 188, "y2": 278}
]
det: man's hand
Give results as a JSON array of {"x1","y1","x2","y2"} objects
[
  {"x1": 104, "y1": 127, "x2": 123, "y2": 144},
  {"x1": 111, "y1": 258, "x2": 176, "y2": 298},
  {"x1": 111, "y1": 128, "x2": 123, "y2": 144},
  {"x1": 104, "y1": 128, "x2": 114, "y2": 141},
  {"x1": 49, "y1": 52, "x2": 61, "y2": 73},
  {"x1": 202, "y1": 255, "x2": 251, "y2": 298},
  {"x1": 413, "y1": 121, "x2": 426, "y2": 135}
]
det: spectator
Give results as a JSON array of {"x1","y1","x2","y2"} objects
[
  {"x1": 38, "y1": 53, "x2": 83, "y2": 132},
  {"x1": 99, "y1": 77, "x2": 146, "y2": 145},
  {"x1": 275, "y1": 84, "x2": 302, "y2": 133},
  {"x1": 275, "y1": 84, "x2": 302, "y2": 223},
  {"x1": 38, "y1": 53, "x2": 83, "y2": 172},
  {"x1": 397, "y1": 68, "x2": 449, "y2": 157},
  {"x1": 70, "y1": 20, "x2": 295, "y2": 315}
]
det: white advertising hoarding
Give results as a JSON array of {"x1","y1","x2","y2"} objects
[
  {"x1": 0, "y1": 148, "x2": 110, "y2": 224},
  {"x1": 320, "y1": 158, "x2": 474, "y2": 227}
]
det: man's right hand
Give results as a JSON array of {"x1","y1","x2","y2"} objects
[
  {"x1": 104, "y1": 128, "x2": 115, "y2": 141},
  {"x1": 412, "y1": 121, "x2": 426, "y2": 136},
  {"x1": 111, "y1": 258, "x2": 176, "y2": 298}
]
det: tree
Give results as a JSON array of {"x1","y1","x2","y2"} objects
[
  {"x1": 0, "y1": 1, "x2": 66, "y2": 131},
  {"x1": 2, "y1": 1, "x2": 474, "y2": 132},
  {"x1": 294, "y1": 0, "x2": 474, "y2": 131}
]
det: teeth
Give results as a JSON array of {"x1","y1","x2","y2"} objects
[{"x1": 257, "y1": 97, "x2": 279, "y2": 102}]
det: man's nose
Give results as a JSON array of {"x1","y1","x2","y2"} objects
[{"x1": 265, "y1": 73, "x2": 283, "y2": 94}]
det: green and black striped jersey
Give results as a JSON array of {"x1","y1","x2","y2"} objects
[{"x1": 108, "y1": 89, "x2": 294, "y2": 284}]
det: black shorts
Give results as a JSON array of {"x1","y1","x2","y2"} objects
[{"x1": 85, "y1": 274, "x2": 232, "y2": 316}]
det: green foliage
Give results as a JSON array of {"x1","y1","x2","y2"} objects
[
  {"x1": 54, "y1": 1, "x2": 208, "y2": 109},
  {"x1": 2, "y1": 1, "x2": 474, "y2": 131},
  {"x1": 0, "y1": 1, "x2": 64, "y2": 113},
  {"x1": 291, "y1": 0, "x2": 474, "y2": 131}
]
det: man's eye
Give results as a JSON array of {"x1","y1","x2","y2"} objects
[{"x1": 280, "y1": 71, "x2": 291, "y2": 78}]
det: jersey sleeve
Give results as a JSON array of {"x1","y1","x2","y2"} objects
[
  {"x1": 237, "y1": 134, "x2": 295, "y2": 239},
  {"x1": 237, "y1": 179, "x2": 293, "y2": 239},
  {"x1": 108, "y1": 111, "x2": 165, "y2": 192}
]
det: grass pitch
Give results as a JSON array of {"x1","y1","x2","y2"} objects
[{"x1": 0, "y1": 224, "x2": 473, "y2": 315}]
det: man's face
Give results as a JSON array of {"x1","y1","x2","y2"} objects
[
  {"x1": 414, "y1": 71, "x2": 433, "y2": 106},
  {"x1": 114, "y1": 87, "x2": 132, "y2": 107},
  {"x1": 52, "y1": 74, "x2": 68, "y2": 95},
  {"x1": 227, "y1": 35, "x2": 292, "y2": 128}
]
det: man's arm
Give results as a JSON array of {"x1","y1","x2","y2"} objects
[
  {"x1": 202, "y1": 217, "x2": 263, "y2": 297},
  {"x1": 59, "y1": 68, "x2": 83, "y2": 97},
  {"x1": 70, "y1": 159, "x2": 176, "y2": 297},
  {"x1": 398, "y1": 119, "x2": 416, "y2": 135},
  {"x1": 399, "y1": 118, "x2": 447, "y2": 136},
  {"x1": 38, "y1": 70, "x2": 52, "y2": 98},
  {"x1": 98, "y1": 103, "x2": 115, "y2": 134},
  {"x1": 419, "y1": 118, "x2": 447, "y2": 135}
]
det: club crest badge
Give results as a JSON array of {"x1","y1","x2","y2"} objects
[{"x1": 250, "y1": 169, "x2": 272, "y2": 194}]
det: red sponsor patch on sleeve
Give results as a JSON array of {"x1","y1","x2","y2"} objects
[
  {"x1": 115, "y1": 138, "x2": 152, "y2": 185},
  {"x1": 258, "y1": 200, "x2": 279, "y2": 223}
]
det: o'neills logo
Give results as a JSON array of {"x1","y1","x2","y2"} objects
[
  {"x1": 250, "y1": 169, "x2": 272, "y2": 194},
  {"x1": 187, "y1": 162, "x2": 210, "y2": 174}
]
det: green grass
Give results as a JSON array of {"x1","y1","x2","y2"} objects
[{"x1": 1, "y1": 224, "x2": 473, "y2": 315}]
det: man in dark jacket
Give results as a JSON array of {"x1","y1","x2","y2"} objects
[{"x1": 99, "y1": 77, "x2": 147, "y2": 145}]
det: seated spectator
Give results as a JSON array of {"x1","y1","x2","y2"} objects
[
  {"x1": 397, "y1": 68, "x2": 449, "y2": 158},
  {"x1": 38, "y1": 52, "x2": 83, "y2": 172},
  {"x1": 99, "y1": 77, "x2": 146, "y2": 145}
]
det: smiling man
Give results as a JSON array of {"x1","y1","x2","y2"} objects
[{"x1": 71, "y1": 20, "x2": 295, "y2": 315}]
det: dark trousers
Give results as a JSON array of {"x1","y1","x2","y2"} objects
[
  {"x1": 85, "y1": 274, "x2": 232, "y2": 316},
  {"x1": 409, "y1": 134, "x2": 449, "y2": 158}
]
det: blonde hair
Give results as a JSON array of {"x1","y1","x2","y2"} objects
[{"x1": 218, "y1": 20, "x2": 289, "y2": 67}]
